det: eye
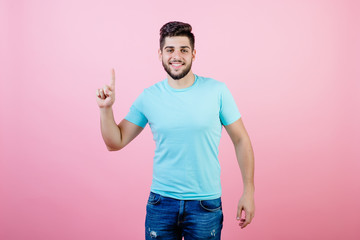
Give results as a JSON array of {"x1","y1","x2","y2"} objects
[
  {"x1": 181, "y1": 49, "x2": 189, "y2": 53},
  {"x1": 166, "y1": 49, "x2": 174, "y2": 53}
]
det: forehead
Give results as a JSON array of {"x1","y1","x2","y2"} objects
[{"x1": 163, "y1": 36, "x2": 191, "y2": 48}]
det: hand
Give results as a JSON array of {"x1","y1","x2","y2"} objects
[
  {"x1": 96, "y1": 69, "x2": 116, "y2": 108},
  {"x1": 237, "y1": 192, "x2": 255, "y2": 229}
]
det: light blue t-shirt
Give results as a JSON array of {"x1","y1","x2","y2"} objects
[{"x1": 125, "y1": 74, "x2": 241, "y2": 200}]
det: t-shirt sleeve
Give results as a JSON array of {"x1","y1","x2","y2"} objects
[
  {"x1": 219, "y1": 83, "x2": 241, "y2": 126},
  {"x1": 124, "y1": 90, "x2": 148, "y2": 128}
]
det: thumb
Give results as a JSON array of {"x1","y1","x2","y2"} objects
[{"x1": 237, "y1": 202, "x2": 243, "y2": 220}]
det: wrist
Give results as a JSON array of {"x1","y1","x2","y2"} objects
[
  {"x1": 99, "y1": 107, "x2": 114, "y2": 119},
  {"x1": 99, "y1": 106, "x2": 113, "y2": 112},
  {"x1": 243, "y1": 184, "x2": 255, "y2": 194}
]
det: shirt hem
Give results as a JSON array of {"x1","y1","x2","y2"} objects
[{"x1": 150, "y1": 189, "x2": 222, "y2": 200}]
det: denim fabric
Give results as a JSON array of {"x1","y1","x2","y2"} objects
[{"x1": 145, "y1": 192, "x2": 223, "y2": 240}]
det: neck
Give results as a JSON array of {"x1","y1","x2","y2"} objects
[{"x1": 167, "y1": 71, "x2": 195, "y2": 89}]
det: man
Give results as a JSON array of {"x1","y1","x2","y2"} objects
[{"x1": 96, "y1": 21, "x2": 255, "y2": 239}]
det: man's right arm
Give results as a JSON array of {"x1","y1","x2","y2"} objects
[
  {"x1": 96, "y1": 69, "x2": 144, "y2": 151},
  {"x1": 100, "y1": 107, "x2": 144, "y2": 151}
]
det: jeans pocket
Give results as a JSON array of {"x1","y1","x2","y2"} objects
[
  {"x1": 199, "y1": 197, "x2": 222, "y2": 212},
  {"x1": 147, "y1": 192, "x2": 162, "y2": 205}
]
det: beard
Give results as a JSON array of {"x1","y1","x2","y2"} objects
[{"x1": 162, "y1": 59, "x2": 192, "y2": 80}]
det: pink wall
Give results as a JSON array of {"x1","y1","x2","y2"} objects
[{"x1": 1, "y1": 0, "x2": 359, "y2": 239}]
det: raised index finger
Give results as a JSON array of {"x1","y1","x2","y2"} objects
[{"x1": 110, "y1": 68, "x2": 115, "y2": 88}]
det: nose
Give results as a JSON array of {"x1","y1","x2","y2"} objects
[{"x1": 172, "y1": 50, "x2": 181, "y2": 60}]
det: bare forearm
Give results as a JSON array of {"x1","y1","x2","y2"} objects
[
  {"x1": 234, "y1": 138, "x2": 255, "y2": 194},
  {"x1": 99, "y1": 107, "x2": 121, "y2": 150}
]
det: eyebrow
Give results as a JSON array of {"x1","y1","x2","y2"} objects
[{"x1": 164, "y1": 46, "x2": 191, "y2": 49}]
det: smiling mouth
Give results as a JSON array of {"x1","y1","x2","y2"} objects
[{"x1": 170, "y1": 62, "x2": 184, "y2": 69}]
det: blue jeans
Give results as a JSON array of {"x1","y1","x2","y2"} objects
[{"x1": 145, "y1": 192, "x2": 223, "y2": 240}]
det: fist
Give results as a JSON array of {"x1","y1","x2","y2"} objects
[{"x1": 96, "y1": 68, "x2": 116, "y2": 108}]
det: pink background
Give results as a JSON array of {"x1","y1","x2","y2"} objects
[{"x1": 1, "y1": 0, "x2": 359, "y2": 239}]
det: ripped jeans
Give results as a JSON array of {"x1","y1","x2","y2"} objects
[{"x1": 145, "y1": 192, "x2": 223, "y2": 240}]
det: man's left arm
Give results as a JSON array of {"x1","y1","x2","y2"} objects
[{"x1": 224, "y1": 117, "x2": 255, "y2": 229}]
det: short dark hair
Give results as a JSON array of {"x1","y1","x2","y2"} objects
[{"x1": 159, "y1": 21, "x2": 195, "y2": 51}]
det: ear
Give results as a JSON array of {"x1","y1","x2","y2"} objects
[
  {"x1": 158, "y1": 49, "x2": 162, "y2": 61},
  {"x1": 192, "y1": 49, "x2": 196, "y2": 61}
]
